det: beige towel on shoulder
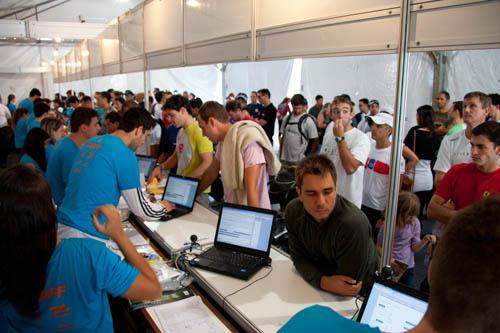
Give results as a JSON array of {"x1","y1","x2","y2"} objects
[{"x1": 220, "y1": 121, "x2": 281, "y2": 204}]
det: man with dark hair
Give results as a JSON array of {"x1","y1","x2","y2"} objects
[
  {"x1": 488, "y1": 93, "x2": 500, "y2": 122},
  {"x1": 96, "y1": 91, "x2": 115, "y2": 114},
  {"x1": 124, "y1": 90, "x2": 135, "y2": 103},
  {"x1": 280, "y1": 93, "x2": 318, "y2": 163},
  {"x1": 353, "y1": 98, "x2": 370, "y2": 128},
  {"x1": 256, "y1": 88, "x2": 277, "y2": 144},
  {"x1": 152, "y1": 91, "x2": 165, "y2": 119},
  {"x1": 225, "y1": 100, "x2": 256, "y2": 123},
  {"x1": 64, "y1": 96, "x2": 80, "y2": 118},
  {"x1": 358, "y1": 99, "x2": 380, "y2": 133},
  {"x1": 245, "y1": 90, "x2": 263, "y2": 117},
  {"x1": 104, "y1": 112, "x2": 121, "y2": 133},
  {"x1": 57, "y1": 107, "x2": 174, "y2": 242},
  {"x1": 236, "y1": 93, "x2": 248, "y2": 110},
  {"x1": 434, "y1": 90, "x2": 451, "y2": 136},
  {"x1": 280, "y1": 196, "x2": 500, "y2": 332},
  {"x1": 189, "y1": 97, "x2": 203, "y2": 118},
  {"x1": 27, "y1": 102, "x2": 50, "y2": 130},
  {"x1": 285, "y1": 154, "x2": 379, "y2": 296},
  {"x1": 197, "y1": 101, "x2": 280, "y2": 208},
  {"x1": 149, "y1": 95, "x2": 213, "y2": 185},
  {"x1": 308, "y1": 94, "x2": 323, "y2": 119},
  {"x1": 80, "y1": 95, "x2": 93, "y2": 109},
  {"x1": 434, "y1": 91, "x2": 491, "y2": 187},
  {"x1": 18, "y1": 88, "x2": 42, "y2": 118},
  {"x1": 428, "y1": 121, "x2": 500, "y2": 225},
  {"x1": 46, "y1": 107, "x2": 101, "y2": 205}
]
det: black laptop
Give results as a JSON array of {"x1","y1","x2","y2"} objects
[
  {"x1": 190, "y1": 203, "x2": 276, "y2": 280},
  {"x1": 160, "y1": 174, "x2": 200, "y2": 221},
  {"x1": 357, "y1": 275, "x2": 429, "y2": 332},
  {"x1": 136, "y1": 154, "x2": 157, "y2": 180}
]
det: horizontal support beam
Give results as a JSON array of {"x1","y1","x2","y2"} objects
[{"x1": 0, "y1": 19, "x2": 107, "y2": 40}]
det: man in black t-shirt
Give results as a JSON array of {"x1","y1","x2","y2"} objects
[{"x1": 256, "y1": 88, "x2": 277, "y2": 144}]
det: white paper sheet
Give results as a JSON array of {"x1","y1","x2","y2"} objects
[{"x1": 152, "y1": 296, "x2": 230, "y2": 333}]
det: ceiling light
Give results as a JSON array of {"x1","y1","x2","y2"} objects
[
  {"x1": 41, "y1": 61, "x2": 47, "y2": 67},
  {"x1": 186, "y1": 0, "x2": 201, "y2": 8},
  {"x1": 82, "y1": 50, "x2": 90, "y2": 57},
  {"x1": 54, "y1": 37, "x2": 62, "y2": 43}
]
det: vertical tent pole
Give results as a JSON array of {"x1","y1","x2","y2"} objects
[{"x1": 380, "y1": 0, "x2": 412, "y2": 270}]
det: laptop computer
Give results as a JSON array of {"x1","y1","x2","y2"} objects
[
  {"x1": 136, "y1": 154, "x2": 157, "y2": 180},
  {"x1": 357, "y1": 275, "x2": 429, "y2": 332},
  {"x1": 160, "y1": 174, "x2": 200, "y2": 221},
  {"x1": 190, "y1": 203, "x2": 276, "y2": 280}
]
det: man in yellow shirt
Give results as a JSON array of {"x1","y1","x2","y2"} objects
[{"x1": 149, "y1": 95, "x2": 213, "y2": 193}]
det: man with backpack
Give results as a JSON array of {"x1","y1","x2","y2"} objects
[{"x1": 279, "y1": 94, "x2": 319, "y2": 163}]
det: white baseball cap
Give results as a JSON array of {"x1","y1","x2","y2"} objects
[{"x1": 368, "y1": 112, "x2": 394, "y2": 128}]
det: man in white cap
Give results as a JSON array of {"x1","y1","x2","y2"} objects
[{"x1": 361, "y1": 112, "x2": 405, "y2": 240}]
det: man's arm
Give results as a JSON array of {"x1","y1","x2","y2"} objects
[
  {"x1": 244, "y1": 164, "x2": 264, "y2": 208},
  {"x1": 434, "y1": 171, "x2": 445, "y2": 188},
  {"x1": 403, "y1": 145, "x2": 419, "y2": 172},
  {"x1": 121, "y1": 188, "x2": 174, "y2": 220},
  {"x1": 197, "y1": 158, "x2": 220, "y2": 195},
  {"x1": 307, "y1": 138, "x2": 319, "y2": 156},
  {"x1": 337, "y1": 140, "x2": 362, "y2": 175},
  {"x1": 188, "y1": 152, "x2": 213, "y2": 178},
  {"x1": 427, "y1": 194, "x2": 457, "y2": 225},
  {"x1": 147, "y1": 153, "x2": 178, "y2": 184}
]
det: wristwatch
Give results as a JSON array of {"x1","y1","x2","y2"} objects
[
  {"x1": 335, "y1": 136, "x2": 345, "y2": 143},
  {"x1": 155, "y1": 162, "x2": 163, "y2": 170}
]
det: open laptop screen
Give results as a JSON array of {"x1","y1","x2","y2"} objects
[
  {"x1": 358, "y1": 277, "x2": 428, "y2": 332},
  {"x1": 136, "y1": 155, "x2": 157, "y2": 179},
  {"x1": 215, "y1": 204, "x2": 274, "y2": 253},
  {"x1": 162, "y1": 175, "x2": 199, "y2": 209}
]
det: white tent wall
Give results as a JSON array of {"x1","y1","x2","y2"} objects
[
  {"x1": 0, "y1": 74, "x2": 42, "y2": 102},
  {"x1": 149, "y1": 65, "x2": 222, "y2": 103},
  {"x1": 225, "y1": 59, "x2": 294, "y2": 107},
  {"x1": 301, "y1": 52, "x2": 434, "y2": 135},
  {"x1": 446, "y1": 49, "x2": 500, "y2": 101},
  {"x1": 90, "y1": 72, "x2": 145, "y2": 94}
]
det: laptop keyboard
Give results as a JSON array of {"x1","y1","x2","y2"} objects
[{"x1": 203, "y1": 248, "x2": 260, "y2": 268}]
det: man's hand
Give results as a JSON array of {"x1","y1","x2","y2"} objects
[
  {"x1": 333, "y1": 119, "x2": 345, "y2": 137},
  {"x1": 321, "y1": 275, "x2": 362, "y2": 296},
  {"x1": 160, "y1": 200, "x2": 176, "y2": 212},
  {"x1": 91, "y1": 205, "x2": 125, "y2": 241},
  {"x1": 147, "y1": 166, "x2": 162, "y2": 185}
]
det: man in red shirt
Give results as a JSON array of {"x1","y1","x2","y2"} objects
[{"x1": 428, "y1": 121, "x2": 500, "y2": 225}]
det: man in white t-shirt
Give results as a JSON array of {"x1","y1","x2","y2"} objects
[
  {"x1": 279, "y1": 94, "x2": 319, "y2": 163},
  {"x1": 320, "y1": 95, "x2": 370, "y2": 207},
  {"x1": 434, "y1": 91, "x2": 491, "y2": 187},
  {"x1": 362, "y1": 112, "x2": 404, "y2": 240}
]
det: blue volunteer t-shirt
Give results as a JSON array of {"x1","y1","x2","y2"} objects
[
  {"x1": 45, "y1": 143, "x2": 55, "y2": 162},
  {"x1": 20, "y1": 154, "x2": 44, "y2": 176},
  {"x1": 57, "y1": 135, "x2": 140, "y2": 239},
  {"x1": 0, "y1": 238, "x2": 139, "y2": 333},
  {"x1": 15, "y1": 118, "x2": 29, "y2": 149},
  {"x1": 18, "y1": 98, "x2": 34, "y2": 117},
  {"x1": 46, "y1": 137, "x2": 79, "y2": 205},
  {"x1": 27, "y1": 119, "x2": 41, "y2": 131},
  {"x1": 279, "y1": 305, "x2": 381, "y2": 333}
]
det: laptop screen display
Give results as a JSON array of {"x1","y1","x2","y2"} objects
[
  {"x1": 216, "y1": 206, "x2": 274, "y2": 252},
  {"x1": 162, "y1": 175, "x2": 198, "y2": 209},
  {"x1": 359, "y1": 281, "x2": 428, "y2": 332},
  {"x1": 137, "y1": 155, "x2": 157, "y2": 179}
]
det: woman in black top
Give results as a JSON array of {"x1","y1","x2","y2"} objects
[{"x1": 404, "y1": 105, "x2": 441, "y2": 219}]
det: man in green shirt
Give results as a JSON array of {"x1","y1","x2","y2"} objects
[{"x1": 285, "y1": 154, "x2": 379, "y2": 297}]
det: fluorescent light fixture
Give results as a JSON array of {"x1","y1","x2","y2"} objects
[
  {"x1": 54, "y1": 37, "x2": 62, "y2": 43},
  {"x1": 186, "y1": 0, "x2": 201, "y2": 8}
]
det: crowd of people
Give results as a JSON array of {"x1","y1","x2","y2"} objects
[{"x1": 0, "y1": 85, "x2": 498, "y2": 332}]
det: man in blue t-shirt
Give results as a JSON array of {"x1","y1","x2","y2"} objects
[
  {"x1": 57, "y1": 107, "x2": 175, "y2": 241},
  {"x1": 27, "y1": 101, "x2": 50, "y2": 131},
  {"x1": 18, "y1": 88, "x2": 41, "y2": 119},
  {"x1": 46, "y1": 107, "x2": 101, "y2": 205}
]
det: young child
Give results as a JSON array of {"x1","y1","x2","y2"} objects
[{"x1": 376, "y1": 191, "x2": 436, "y2": 288}]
